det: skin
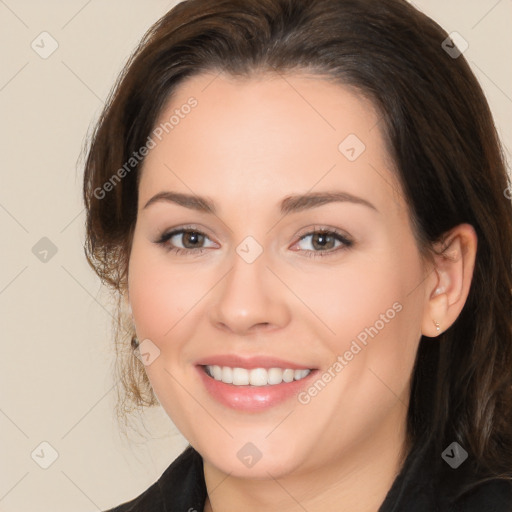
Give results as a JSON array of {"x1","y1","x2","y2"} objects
[{"x1": 126, "y1": 72, "x2": 477, "y2": 512}]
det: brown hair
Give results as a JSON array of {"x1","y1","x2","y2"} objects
[{"x1": 82, "y1": 0, "x2": 512, "y2": 488}]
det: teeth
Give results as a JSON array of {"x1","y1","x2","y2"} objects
[{"x1": 205, "y1": 365, "x2": 312, "y2": 386}]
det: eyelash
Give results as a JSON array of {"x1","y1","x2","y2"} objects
[{"x1": 154, "y1": 224, "x2": 354, "y2": 259}]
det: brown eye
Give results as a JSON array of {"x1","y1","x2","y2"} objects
[
  {"x1": 294, "y1": 228, "x2": 353, "y2": 259},
  {"x1": 177, "y1": 230, "x2": 206, "y2": 249},
  {"x1": 155, "y1": 227, "x2": 215, "y2": 255}
]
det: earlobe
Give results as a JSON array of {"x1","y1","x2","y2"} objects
[
  {"x1": 423, "y1": 290, "x2": 449, "y2": 337},
  {"x1": 432, "y1": 285, "x2": 445, "y2": 296},
  {"x1": 421, "y1": 224, "x2": 477, "y2": 338}
]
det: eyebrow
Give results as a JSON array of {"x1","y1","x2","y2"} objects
[{"x1": 143, "y1": 190, "x2": 378, "y2": 215}]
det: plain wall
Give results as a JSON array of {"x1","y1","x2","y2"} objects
[{"x1": 0, "y1": 1, "x2": 511, "y2": 510}]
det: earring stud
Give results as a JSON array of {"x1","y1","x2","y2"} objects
[{"x1": 434, "y1": 320, "x2": 440, "y2": 332}]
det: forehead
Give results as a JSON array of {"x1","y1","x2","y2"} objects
[{"x1": 138, "y1": 71, "x2": 402, "y2": 214}]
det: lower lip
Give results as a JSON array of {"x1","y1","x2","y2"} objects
[{"x1": 196, "y1": 365, "x2": 318, "y2": 412}]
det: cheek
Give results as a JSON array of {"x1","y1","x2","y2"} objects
[
  {"x1": 126, "y1": 241, "x2": 203, "y2": 414},
  {"x1": 311, "y1": 259, "x2": 397, "y2": 338},
  {"x1": 317, "y1": 247, "x2": 423, "y2": 377},
  {"x1": 127, "y1": 239, "x2": 208, "y2": 345},
  {"x1": 128, "y1": 240, "x2": 178, "y2": 337}
]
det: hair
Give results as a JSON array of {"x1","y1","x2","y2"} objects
[{"x1": 82, "y1": 0, "x2": 512, "y2": 492}]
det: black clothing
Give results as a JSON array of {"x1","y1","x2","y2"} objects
[{"x1": 104, "y1": 441, "x2": 512, "y2": 511}]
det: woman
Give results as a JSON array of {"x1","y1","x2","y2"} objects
[{"x1": 83, "y1": 0, "x2": 512, "y2": 510}]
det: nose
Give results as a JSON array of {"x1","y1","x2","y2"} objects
[{"x1": 210, "y1": 247, "x2": 291, "y2": 336}]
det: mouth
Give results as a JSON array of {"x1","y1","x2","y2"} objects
[
  {"x1": 200, "y1": 364, "x2": 314, "y2": 386},
  {"x1": 196, "y1": 363, "x2": 319, "y2": 412}
]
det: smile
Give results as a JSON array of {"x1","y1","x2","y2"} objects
[{"x1": 204, "y1": 365, "x2": 312, "y2": 386}]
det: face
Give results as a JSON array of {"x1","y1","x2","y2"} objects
[{"x1": 127, "y1": 72, "x2": 429, "y2": 479}]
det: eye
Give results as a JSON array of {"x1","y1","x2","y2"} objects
[
  {"x1": 154, "y1": 224, "x2": 353, "y2": 258},
  {"x1": 155, "y1": 226, "x2": 217, "y2": 255},
  {"x1": 292, "y1": 227, "x2": 353, "y2": 258}
]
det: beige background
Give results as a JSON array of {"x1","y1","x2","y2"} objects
[{"x1": 0, "y1": 1, "x2": 511, "y2": 511}]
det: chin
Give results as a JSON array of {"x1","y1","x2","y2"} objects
[{"x1": 201, "y1": 439, "x2": 308, "y2": 479}]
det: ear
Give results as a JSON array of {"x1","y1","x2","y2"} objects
[{"x1": 421, "y1": 223, "x2": 478, "y2": 337}]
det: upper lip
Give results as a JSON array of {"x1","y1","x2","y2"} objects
[{"x1": 195, "y1": 354, "x2": 316, "y2": 370}]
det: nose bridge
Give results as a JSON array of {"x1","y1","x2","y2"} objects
[{"x1": 211, "y1": 237, "x2": 289, "y2": 334}]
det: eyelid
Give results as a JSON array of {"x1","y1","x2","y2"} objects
[
  {"x1": 155, "y1": 223, "x2": 354, "y2": 257},
  {"x1": 155, "y1": 224, "x2": 217, "y2": 246},
  {"x1": 290, "y1": 225, "x2": 353, "y2": 255},
  {"x1": 294, "y1": 224, "x2": 352, "y2": 241},
  {"x1": 156, "y1": 223, "x2": 351, "y2": 241}
]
